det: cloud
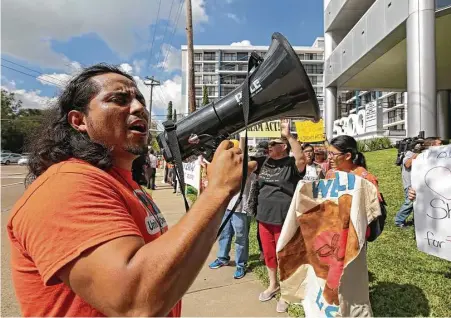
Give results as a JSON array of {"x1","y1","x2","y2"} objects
[
  {"x1": 120, "y1": 63, "x2": 134, "y2": 74},
  {"x1": 37, "y1": 73, "x2": 72, "y2": 87},
  {"x1": 226, "y1": 13, "x2": 243, "y2": 23},
  {"x1": 156, "y1": 44, "x2": 182, "y2": 72},
  {"x1": 230, "y1": 40, "x2": 252, "y2": 46},
  {"x1": 132, "y1": 59, "x2": 147, "y2": 75},
  {"x1": 1, "y1": 0, "x2": 209, "y2": 70},
  {"x1": 1, "y1": 81, "x2": 56, "y2": 110}
]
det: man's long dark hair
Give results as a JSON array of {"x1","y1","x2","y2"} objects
[{"x1": 25, "y1": 63, "x2": 136, "y2": 186}]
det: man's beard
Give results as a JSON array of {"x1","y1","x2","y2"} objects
[{"x1": 124, "y1": 143, "x2": 148, "y2": 156}]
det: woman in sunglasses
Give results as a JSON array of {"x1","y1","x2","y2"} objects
[{"x1": 255, "y1": 119, "x2": 306, "y2": 313}]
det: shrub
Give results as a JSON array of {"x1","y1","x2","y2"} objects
[{"x1": 357, "y1": 137, "x2": 393, "y2": 153}]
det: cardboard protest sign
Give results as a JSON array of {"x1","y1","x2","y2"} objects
[
  {"x1": 276, "y1": 172, "x2": 381, "y2": 317},
  {"x1": 295, "y1": 119, "x2": 326, "y2": 143},
  {"x1": 411, "y1": 145, "x2": 451, "y2": 261}
]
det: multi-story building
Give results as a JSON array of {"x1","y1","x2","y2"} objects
[
  {"x1": 180, "y1": 37, "x2": 325, "y2": 123},
  {"x1": 324, "y1": 0, "x2": 451, "y2": 141}
]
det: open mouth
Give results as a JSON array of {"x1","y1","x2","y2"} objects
[{"x1": 128, "y1": 121, "x2": 147, "y2": 134}]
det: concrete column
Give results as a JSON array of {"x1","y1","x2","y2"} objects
[
  {"x1": 324, "y1": 31, "x2": 337, "y2": 140},
  {"x1": 406, "y1": 0, "x2": 437, "y2": 137},
  {"x1": 437, "y1": 90, "x2": 450, "y2": 140}
]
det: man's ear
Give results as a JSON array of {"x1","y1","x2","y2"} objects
[{"x1": 67, "y1": 110, "x2": 88, "y2": 133}]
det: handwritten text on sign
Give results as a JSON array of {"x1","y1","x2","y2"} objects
[{"x1": 411, "y1": 145, "x2": 451, "y2": 261}]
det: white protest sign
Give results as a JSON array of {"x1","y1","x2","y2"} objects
[
  {"x1": 411, "y1": 144, "x2": 451, "y2": 261},
  {"x1": 182, "y1": 157, "x2": 202, "y2": 205}
]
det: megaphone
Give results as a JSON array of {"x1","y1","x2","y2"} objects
[{"x1": 157, "y1": 32, "x2": 320, "y2": 163}]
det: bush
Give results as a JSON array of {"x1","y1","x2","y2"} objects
[{"x1": 357, "y1": 137, "x2": 393, "y2": 153}]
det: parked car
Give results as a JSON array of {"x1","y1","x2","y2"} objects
[
  {"x1": 18, "y1": 153, "x2": 30, "y2": 166},
  {"x1": 0, "y1": 153, "x2": 22, "y2": 165}
]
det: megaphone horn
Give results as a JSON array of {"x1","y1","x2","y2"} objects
[{"x1": 157, "y1": 32, "x2": 320, "y2": 163}]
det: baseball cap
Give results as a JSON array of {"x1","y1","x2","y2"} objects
[
  {"x1": 269, "y1": 137, "x2": 288, "y2": 146},
  {"x1": 256, "y1": 141, "x2": 269, "y2": 150}
]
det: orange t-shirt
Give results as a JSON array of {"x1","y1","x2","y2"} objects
[{"x1": 7, "y1": 159, "x2": 182, "y2": 317}]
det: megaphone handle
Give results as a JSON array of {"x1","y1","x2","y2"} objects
[{"x1": 216, "y1": 65, "x2": 251, "y2": 239}]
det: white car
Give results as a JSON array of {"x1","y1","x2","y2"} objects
[
  {"x1": 0, "y1": 153, "x2": 21, "y2": 165},
  {"x1": 18, "y1": 154, "x2": 29, "y2": 166}
]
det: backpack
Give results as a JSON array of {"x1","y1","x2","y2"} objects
[{"x1": 367, "y1": 192, "x2": 387, "y2": 242}]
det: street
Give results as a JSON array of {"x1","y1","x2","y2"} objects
[{"x1": 1, "y1": 165, "x2": 27, "y2": 316}]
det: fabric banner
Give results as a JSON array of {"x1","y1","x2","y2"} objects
[
  {"x1": 182, "y1": 156, "x2": 203, "y2": 206},
  {"x1": 295, "y1": 119, "x2": 325, "y2": 143},
  {"x1": 411, "y1": 144, "x2": 451, "y2": 261},
  {"x1": 276, "y1": 172, "x2": 381, "y2": 317}
]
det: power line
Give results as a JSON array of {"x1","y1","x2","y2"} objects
[
  {"x1": 1, "y1": 65, "x2": 64, "y2": 88},
  {"x1": 154, "y1": 0, "x2": 177, "y2": 68},
  {"x1": 159, "y1": 0, "x2": 184, "y2": 70},
  {"x1": 147, "y1": 0, "x2": 162, "y2": 65},
  {"x1": 1, "y1": 58, "x2": 68, "y2": 86}
]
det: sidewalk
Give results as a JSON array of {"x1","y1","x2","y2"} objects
[{"x1": 152, "y1": 180, "x2": 288, "y2": 317}]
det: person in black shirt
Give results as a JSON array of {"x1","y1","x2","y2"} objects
[{"x1": 256, "y1": 119, "x2": 306, "y2": 313}]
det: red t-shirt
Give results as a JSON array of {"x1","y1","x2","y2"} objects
[{"x1": 7, "y1": 159, "x2": 182, "y2": 317}]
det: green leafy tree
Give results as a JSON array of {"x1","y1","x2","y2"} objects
[
  {"x1": 202, "y1": 86, "x2": 209, "y2": 106},
  {"x1": 167, "y1": 101, "x2": 173, "y2": 121},
  {"x1": 1, "y1": 89, "x2": 44, "y2": 153}
]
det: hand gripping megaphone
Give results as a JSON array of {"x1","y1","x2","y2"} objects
[{"x1": 157, "y1": 32, "x2": 320, "y2": 163}]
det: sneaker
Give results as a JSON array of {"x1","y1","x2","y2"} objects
[
  {"x1": 234, "y1": 267, "x2": 246, "y2": 279},
  {"x1": 395, "y1": 222, "x2": 410, "y2": 229},
  {"x1": 208, "y1": 258, "x2": 229, "y2": 269}
]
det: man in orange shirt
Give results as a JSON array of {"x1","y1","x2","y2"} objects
[{"x1": 7, "y1": 64, "x2": 256, "y2": 317}]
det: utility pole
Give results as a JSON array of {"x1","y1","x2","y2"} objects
[
  {"x1": 144, "y1": 76, "x2": 160, "y2": 125},
  {"x1": 185, "y1": 0, "x2": 196, "y2": 113}
]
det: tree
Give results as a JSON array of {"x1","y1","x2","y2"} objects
[
  {"x1": 1, "y1": 89, "x2": 44, "y2": 153},
  {"x1": 173, "y1": 109, "x2": 177, "y2": 123},
  {"x1": 167, "y1": 101, "x2": 173, "y2": 121},
  {"x1": 202, "y1": 86, "x2": 209, "y2": 106}
]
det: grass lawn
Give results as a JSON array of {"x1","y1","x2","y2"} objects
[{"x1": 247, "y1": 148, "x2": 451, "y2": 317}]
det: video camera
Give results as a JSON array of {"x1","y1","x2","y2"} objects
[{"x1": 394, "y1": 131, "x2": 425, "y2": 166}]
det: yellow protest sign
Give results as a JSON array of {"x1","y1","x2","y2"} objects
[
  {"x1": 295, "y1": 119, "x2": 325, "y2": 142},
  {"x1": 239, "y1": 120, "x2": 282, "y2": 138}
]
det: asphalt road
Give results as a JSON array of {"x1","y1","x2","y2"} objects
[{"x1": 1, "y1": 165, "x2": 27, "y2": 317}]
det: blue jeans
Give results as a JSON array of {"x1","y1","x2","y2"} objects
[
  {"x1": 395, "y1": 187, "x2": 414, "y2": 225},
  {"x1": 217, "y1": 210, "x2": 250, "y2": 268}
]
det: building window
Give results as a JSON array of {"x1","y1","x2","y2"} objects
[
  {"x1": 237, "y1": 52, "x2": 248, "y2": 61},
  {"x1": 237, "y1": 64, "x2": 247, "y2": 71},
  {"x1": 194, "y1": 64, "x2": 202, "y2": 72},
  {"x1": 222, "y1": 53, "x2": 235, "y2": 61},
  {"x1": 387, "y1": 95, "x2": 396, "y2": 108},
  {"x1": 220, "y1": 63, "x2": 236, "y2": 71},
  {"x1": 309, "y1": 76, "x2": 318, "y2": 85},
  {"x1": 204, "y1": 52, "x2": 216, "y2": 61},
  {"x1": 195, "y1": 98, "x2": 203, "y2": 108},
  {"x1": 298, "y1": 53, "x2": 305, "y2": 60},
  {"x1": 195, "y1": 75, "x2": 202, "y2": 84},
  {"x1": 203, "y1": 63, "x2": 216, "y2": 72},
  {"x1": 195, "y1": 87, "x2": 202, "y2": 96},
  {"x1": 207, "y1": 86, "x2": 217, "y2": 96},
  {"x1": 304, "y1": 64, "x2": 323, "y2": 74},
  {"x1": 221, "y1": 74, "x2": 245, "y2": 85},
  {"x1": 194, "y1": 53, "x2": 202, "y2": 61},
  {"x1": 203, "y1": 75, "x2": 218, "y2": 84},
  {"x1": 221, "y1": 86, "x2": 235, "y2": 96}
]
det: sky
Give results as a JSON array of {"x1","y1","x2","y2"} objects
[{"x1": 1, "y1": 0, "x2": 324, "y2": 125}]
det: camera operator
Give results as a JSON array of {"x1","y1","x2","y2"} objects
[
  {"x1": 6, "y1": 64, "x2": 257, "y2": 317},
  {"x1": 394, "y1": 137, "x2": 442, "y2": 228}
]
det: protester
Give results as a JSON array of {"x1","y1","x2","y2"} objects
[
  {"x1": 6, "y1": 64, "x2": 256, "y2": 317},
  {"x1": 250, "y1": 141, "x2": 269, "y2": 261},
  {"x1": 302, "y1": 143, "x2": 325, "y2": 181},
  {"x1": 396, "y1": 137, "x2": 442, "y2": 208},
  {"x1": 209, "y1": 141, "x2": 253, "y2": 279},
  {"x1": 147, "y1": 148, "x2": 158, "y2": 190},
  {"x1": 326, "y1": 135, "x2": 384, "y2": 241},
  {"x1": 255, "y1": 119, "x2": 306, "y2": 313},
  {"x1": 314, "y1": 146, "x2": 329, "y2": 173}
]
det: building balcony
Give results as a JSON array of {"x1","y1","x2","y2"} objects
[{"x1": 324, "y1": 0, "x2": 376, "y2": 34}]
